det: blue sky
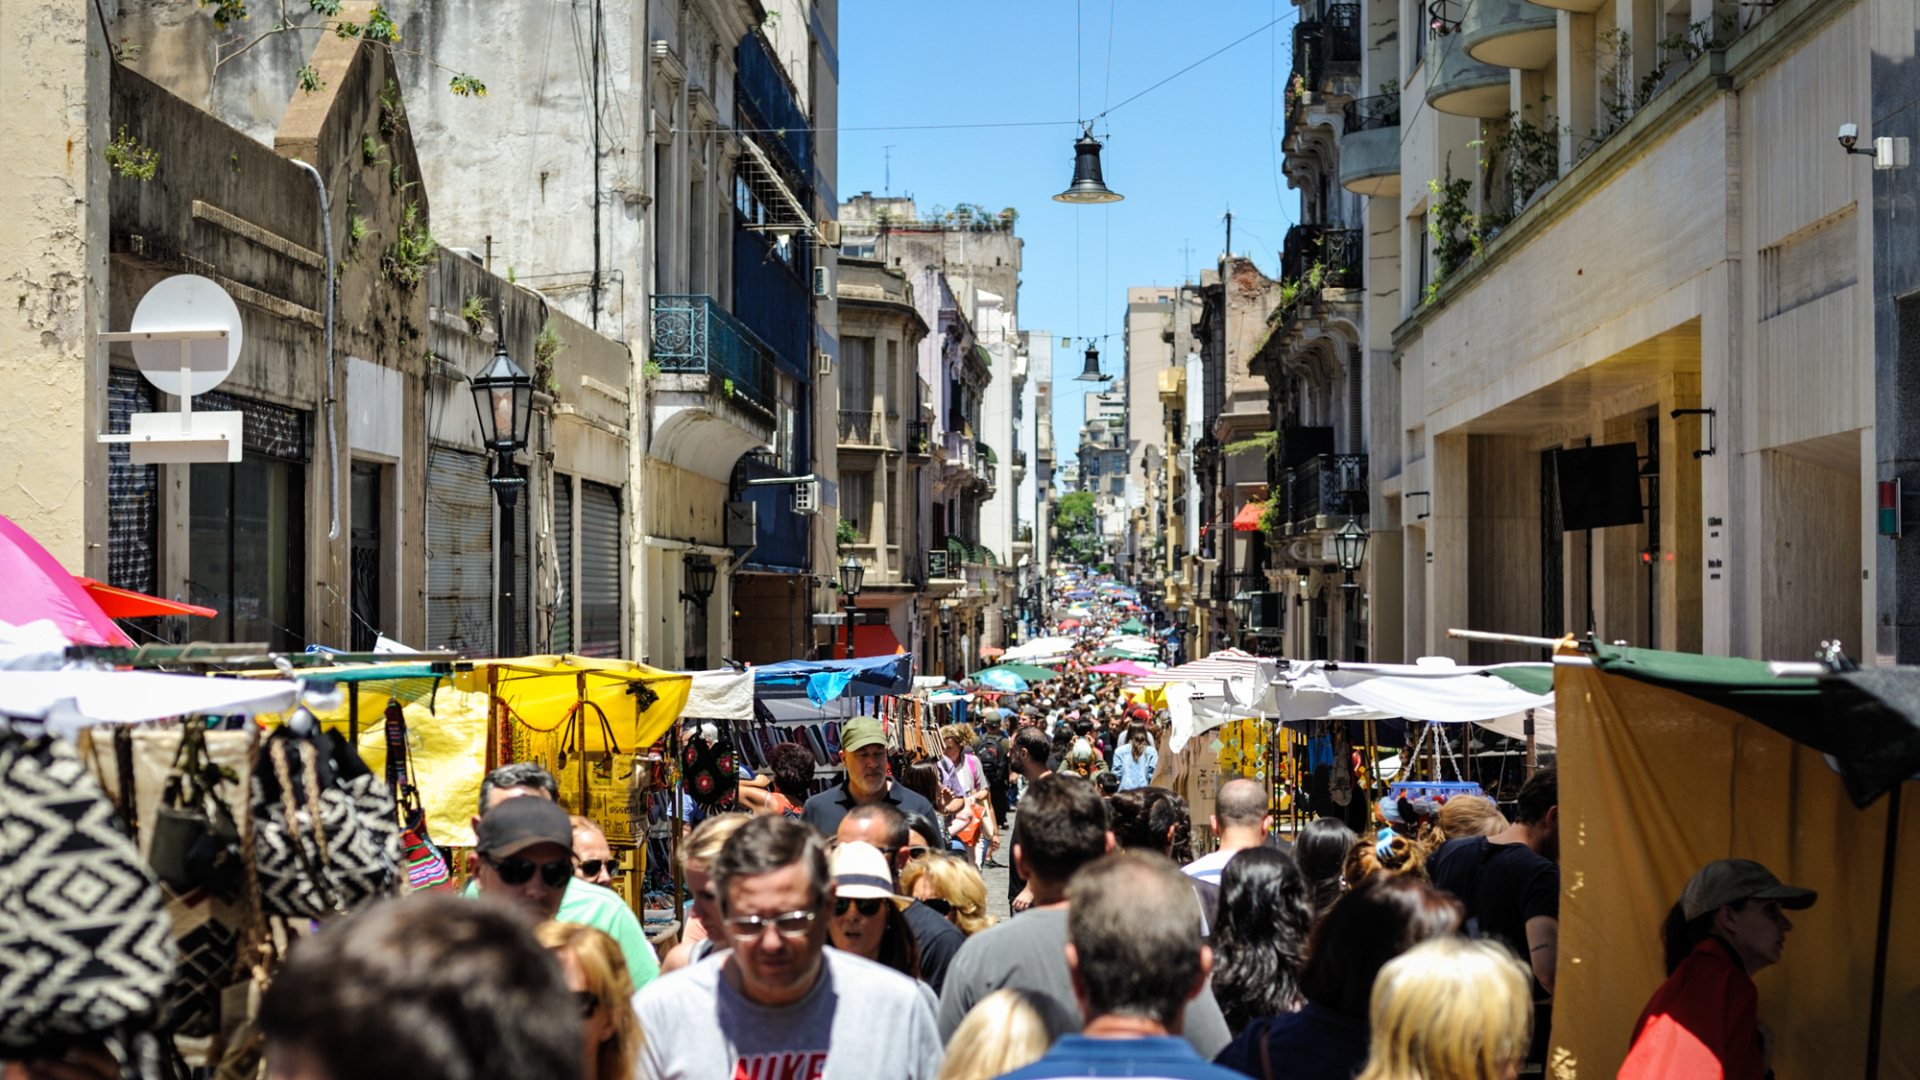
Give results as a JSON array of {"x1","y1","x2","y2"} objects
[{"x1": 837, "y1": 1, "x2": 1303, "y2": 460}]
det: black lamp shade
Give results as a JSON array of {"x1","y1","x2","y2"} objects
[
  {"x1": 684, "y1": 554, "x2": 718, "y2": 604},
  {"x1": 1074, "y1": 343, "x2": 1104, "y2": 382},
  {"x1": 1054, "y1": 133, "x2": 1124, "y2": 204},
  {"x1": 1230, "y1": 589, "x2": 1253, "y2": 624},
  {"x1": 470, "y1": 339, "x2": 535, "y2": 452},
  {"x1": 1333, "y1": 516, "x2": 1369, "y2": 572},
  {"x1": 939, "y1": 604, "x2": 953, "y2": 628},
  {"x1": 838, "y1": 554, "x2": 865, "y2": 597}
]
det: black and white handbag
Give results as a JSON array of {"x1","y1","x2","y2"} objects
[
  {"x1": 0, "y1": 727, "x2": 176, "y2": 1055},
  {"x1": 251, "y1": 726, "x2": 399, "y2": 918}
]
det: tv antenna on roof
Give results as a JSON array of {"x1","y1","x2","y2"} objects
[{"x1": 95, "y1": 274, "x2": 246, "y2": 463}]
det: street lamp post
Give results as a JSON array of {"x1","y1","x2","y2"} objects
[
  {"x1": 1332, "y1": 517, "x2": 1370, "y2": 660},
  {"x1": 838, "y1": 554, "x2": 865, "y2": 660},
  {"x1": 469, "y1": 336, "x2": 534, "y2": 659},
  {"x1": 681, "y1": 555, "x2": 718, "y2": 667},
  {"x1": 1230, "y1": 588, "x2": 1253, "y2": 641}
]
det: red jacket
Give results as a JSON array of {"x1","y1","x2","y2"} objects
[{"x1": 1618, "y1": 937, "x2": 1764, "y2": 1080}]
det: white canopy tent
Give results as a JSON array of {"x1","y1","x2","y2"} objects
[{"x1": 0, "y1": 669, "x2": 300, "y2": 736}]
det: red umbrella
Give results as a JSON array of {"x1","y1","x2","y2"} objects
[
  {"x1": 1059, "y1": 619, "x2": 1082, "y2": 630},
  {"x1": 74, "y1": 579, "x2": 217, "y2": 619},
  {"x1": 0, "y1": 515, "x2": 132, "y2": 645}
]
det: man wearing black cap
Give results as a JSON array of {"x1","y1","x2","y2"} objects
[{"x1": 470, "y1": 795, "x2": 577, "y2": 922}]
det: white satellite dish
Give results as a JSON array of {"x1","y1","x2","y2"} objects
[
  {"x1": 95, "y1": 274, "x2": 246, "y2": 464},
  {"x1": 128, "y1": 274, "x2": 244, "y2": 396}
]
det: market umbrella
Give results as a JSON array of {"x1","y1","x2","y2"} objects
[
  {"x1": 75, "y1": 578, "x2": 217, "y2": 618},
  {"x1": 974, "y1": 667, "x2": 1030, "y2": 692},
  {"x1": 1089, "y1": 660, "x2": 1159, "y2": 677},
  {"x1": 0, "y1": 515, "x2": 130, "y2": 646},
  {"x1": 1118, "y1": 617, "x2": 1147, "y2": 634},
  {"x1": 995, "y1": 662, "x2": 1061, "y2": 682},
  {"x1": 1058, "y1": 619, "x2": 1082, "y2": 631}
]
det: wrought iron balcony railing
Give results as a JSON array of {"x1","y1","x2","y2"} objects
[
  {"x1": 1323, "y1": 4, "x2": 1362, "y2": 65},
  {"x1": 1282, "y1": 225, "x2": 1365, "y2": 294},
  {"x1": 1343, "y1": 93, "x2": 1401, "y2": 134},
  {"x1": 649, "y1": 295, "x2": 778, "y2": 418},
  {"x1": 838, "y1": 409, "x2": 879, "y2": 446},
  {"x1": 1281, "y1": 454, "x2": 1369, "y2": 529}
]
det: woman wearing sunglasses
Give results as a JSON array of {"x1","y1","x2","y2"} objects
[
  {"x1": 900, "y1": 853, "x2": 994, "y2": 936},
  {"x1": 826, "y1": 841, "x2": 924, "y2": 986},
  {"x1": 534, "y1": 921, "x2": 640, "y2": 1080}
]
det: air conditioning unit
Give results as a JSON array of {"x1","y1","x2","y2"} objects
[
  {"x1": 812, "y1": 265, "x2": 830, "y2": 297},
  {"x1": 820, "y1": 220, "x2": 843, "y2": 247},
  {"x1": 792, "y1": 480, "x2": 820, "y2": 514},
  {"x1": 816, "y1": 349, "x2": 834, "y2": 377}
]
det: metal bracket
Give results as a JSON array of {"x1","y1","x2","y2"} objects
[
  {"x1": 1406, "y1": 490, "x2": 1432, "y2": 520},
  {"x1": 1670, "y1": 408, "x2": 1717, "y2": 458}
]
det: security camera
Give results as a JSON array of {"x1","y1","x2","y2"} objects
[{"x1": 1839, "y1": 123, "x2": 1860, "y2": 151}]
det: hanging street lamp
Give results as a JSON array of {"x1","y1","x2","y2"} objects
[
  {"x1": 1074, "y1": 342, "x2": 1105, "y2": 382},
  {"x1": 469, "y1": 335, "x2": 535, "y2": 658},
  {"x1": 1230, "y1": 588, "x2": 1254, "y2": 627},
  {"x1": 838, "y1": 554, "x2": 866, "y2": 660},
  {"x1": 682, "y1": 555, "x2": 718, "y2": 605},
  {"x1": 1054, "y1": 128, "x2": 1124, "y2": 204}
]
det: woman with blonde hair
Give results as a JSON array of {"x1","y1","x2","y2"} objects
[
  {"x1": 1418, "y1": 795, "x2": 1508, "y2": 846},
  {"x1": 1355, "y1": 937, "x2": 1532, "y2": 1080},
  {"x1": 535, "y1": 921, "x2": 642, "y2": 1080},
  {"x1": 658, "y1": 812, "x2": 750, "y2": 973},
  {"x1": 1344, "y1": 829, "x2": 1430, "y2": 885},
  {"x1": 934, "y1": 988, "x2": 1077, "y2": 1080},
  {"x1": 901, "y1": 852, "x2": 995, "y2": 935}
]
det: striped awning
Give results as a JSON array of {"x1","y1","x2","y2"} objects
[{"x1": 1127, "y1": 648, "x2": 1267, "y2": 687}]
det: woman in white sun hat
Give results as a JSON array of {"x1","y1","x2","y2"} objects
[{"x1": 827, "y1": 841, "x2": 925, "y2": 987}]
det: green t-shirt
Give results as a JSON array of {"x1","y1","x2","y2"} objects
[{"x1": 463, "y1": 877, "x2": 660, "y2": 991}]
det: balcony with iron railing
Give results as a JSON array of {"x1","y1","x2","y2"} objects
[
  {"x1": 1323, "y1": 4, "x2": 1361, "y2": 69},
  {"x1": 908, "y1": 421, "x2": 931, "y2": 455},
  {"x1": 1278, "y1": 454, "x2": 1369, "y2": 532},
  {"x1": 838, "y1": 409, "x2": 887, "y2": 448},
  {"x1": 1341, "y1": 93, "x2": 1402, "y2": 197},
  {"x1": 1280, "y1": 225, "x2": 1365, "y2": 307},
  {"x1": 650, "y1": 295, "x2": 778, "y2": 420}
]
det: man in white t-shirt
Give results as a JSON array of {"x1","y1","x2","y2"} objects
[
  {"x1": 1181, "y1": 778, "x2": 1273, "y2": 886},
  {"x1": 633, "y1": 816, "x2": 942, "y2": 1080}
]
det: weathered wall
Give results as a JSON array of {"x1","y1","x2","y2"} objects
[{"x1": 1, "y1": 0, "x2": 110, "y2": 573}]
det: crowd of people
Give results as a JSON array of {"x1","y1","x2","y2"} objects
[{"x1": 211, "y1": 733, "x2": 1813, "y2": 1080}]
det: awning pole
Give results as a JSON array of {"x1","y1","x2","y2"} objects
[
  {"x1": 1524, "y1": 708, "x2": 1537, "y2": 779},
  {"x1": 348, "y1": 682, "x2": 360, "y2": 745},
  {"x1": 1865, "y1": 782, "x2": 1902, "y2": 1079},
  {"x1": 670, "y1": 723, "x2": 684, "y2": 933}
]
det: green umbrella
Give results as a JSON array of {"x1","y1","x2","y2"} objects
[
  {"x1": 1118, "y1": 617, "x2": 1147, "y2": 634},
  {"x1": 980, "y1": 662, "x2": 1061, "y2": 683}
]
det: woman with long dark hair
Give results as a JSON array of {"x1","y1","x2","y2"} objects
[
  {"x1": 825, "y1": 841, "x2": 922, "y2": 983},
  {"x1": 1209, "y1": 847, "x2": 1315, "y2": 1035},
  {"x1": 1215, "y1": 874, "x2": 1462, "y2": 1080},
  {"x1": 1293, "y1": 817, "x2": 1358, "y2": 924}
]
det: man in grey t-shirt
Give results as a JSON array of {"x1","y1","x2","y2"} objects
[
  {"x1": 937, "y1": 775, "x2": 1233, "y2": 1059},
  {"x1": 635, "y1": 817, "x2": 941, "y2": 1080}
]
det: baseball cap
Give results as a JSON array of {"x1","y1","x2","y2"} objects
[
  {"x1": 1680, "y1": 858, "x2": 1817, "y2": 921},
  {"x1": 841, "y1": 716, "x2": 888, "y2": 754},
  {"x1": 476, "y1": 794, "x2": 575, "y2": 859}
]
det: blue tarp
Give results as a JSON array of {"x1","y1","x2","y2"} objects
[{"x1": 753, "y1": 653, "x2": 914, "y2": 704}]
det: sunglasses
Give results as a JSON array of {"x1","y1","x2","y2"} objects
[
  {"x1": 576, "y1": 858, "x2": 622, "y2": 878},
  {"x1": 575, "y1": 991, "x2": 600, "y2": 1018},
  {"x1": 920, "y1": 897, "x2": 954, "y2": 916},
  {"x1": 897, "y1": 845, "x2": 931, "y2": 862},
  {"x1": 834, "y1": 896, "x2": 886, "y2": 917},
  {"x1": 486, "y1": 856, "x2": 571, "y2": 889},
  {"x1": 724, "y1": 909, "x2": 819, "y2": 941}
]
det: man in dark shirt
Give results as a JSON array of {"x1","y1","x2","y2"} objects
[
  {"x1": 1427, "y1": 766, "x2": 1560, "y2": 1066},
  {"x1": 836, "y1": 802, "x2": 965, "y2": 994},
  {"x1": 800, "y1": 717, "x2": 946, "y2": 848},
  {"x1": 1006, "y1": 725, "x2": 1054, "y2": 912}
]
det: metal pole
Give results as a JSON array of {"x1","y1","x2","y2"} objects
[
  {"x1": 670, "y1": 724, "x2": 683, "y2": 928},
  {"x1": 1524, "y1": 708, "x2": 1537, "y2": 779},
  {"x1": 495, "y1": 451, "x2": 520, "y2": 659},
  {"x1": 846, "y1": 595, "x2": 856, "y2": 660},
  {"x1": 348, "y1": 682, "x2": 360, "y2": 745}
]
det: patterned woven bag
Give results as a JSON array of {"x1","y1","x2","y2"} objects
[
  {"x1": 0, "y1": 729, "x2": 176, "y2": 1055},
  {"x1": 251, "y1": 728, "x2": 399, "y2": 918}
]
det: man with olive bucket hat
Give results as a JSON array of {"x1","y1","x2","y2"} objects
[
  {"x1": 801, "y1": 716, "x2": 946, "y2": 848},
  {"x1": 1620, "y1": 858, "x2": 1817, "y2": 1080}
]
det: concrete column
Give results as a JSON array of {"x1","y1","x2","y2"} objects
[
  {"x1": 1427, "y1": 432, "x2": 1469, "y2": 660},
  {"x1": 1658, "y1": 373, "x2": 1703, "y2": 652},
  {"x1": 1557, "y1": 12, "x2": 1597, "y2": 173},
  {"x1": 0, "y1": 0, "x2": 109, "y2": 574}
]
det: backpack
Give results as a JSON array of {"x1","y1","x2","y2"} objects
[
  {"x1": 974, "y1": 738, "x2": 1007, "y2": 786},
  {"x1": 1069, "y1": 737, "x2": 1096, "y2": 776}
]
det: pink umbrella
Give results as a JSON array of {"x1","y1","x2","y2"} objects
[
  {"x1": 0, "y1": 515, "x2": 132, "y2": 645},
  {"x1": 1058, "y1": 619, "x2": 1082, "y2": 630},
  {"x1": 1089, "y1": 660, "x2": 1158, "y2": 677}
]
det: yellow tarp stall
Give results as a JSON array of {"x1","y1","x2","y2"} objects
[
  {"x1": 454, "y1": 655, "x2": 692, "y2": 753},
  {"x1": 1552, "y1": 652, "x2": 1920, "y2": 1080}
]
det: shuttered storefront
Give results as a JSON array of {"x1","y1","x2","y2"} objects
[
  {"x1": 427, "y1": 446, "x2": 493, "y2": 655},
  {"x1": 551, "y1": 474, "x2": 573, "y2": 653},
  {"x1": 578, "y1": 480, "x2": 622, "y2": 657}
]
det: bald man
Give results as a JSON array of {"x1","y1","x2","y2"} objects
[{"x1": 1181, "y1": 778, "x2": 1274, "y2": 886}]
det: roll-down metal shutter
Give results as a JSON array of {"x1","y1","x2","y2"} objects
[
  {"x1": 578, "y1": 480, "x2": 622, "y2": 657},
  {"x1": 427, "y1": 447, "x2": 494, "y2": 656},
  {"x1": 552, "y1": 474, "x2": 573, "y2": 653}
]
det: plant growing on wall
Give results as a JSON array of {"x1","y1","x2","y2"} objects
[
  {"x1": 1425, "y1": 160, "x2": 1478, "y2": 304},
  {"x1": 461, "y1": 295, "x2": 490, "y2": 332},
  {"x1": 1482, "y1": 99, "x2": 1560, "y2": 211},
  {"x1": 105, "y1": 127, "x2": 158, "y2": 180},
  {"x1": 836, "y1": 517, "x2": 858, "y2": 550},
  {"x1": 1223, "y1": 430, "x2": 1279, "y2": 460},
  {"x1": 204, "y1": 1, "x2": 488, "y2": 100},
  {"x1": 380, "y1": 203, "x2": 434, "y2": 290},
  {"x1": 534, "y1": 320, "x2": 564, "y2": 394}
]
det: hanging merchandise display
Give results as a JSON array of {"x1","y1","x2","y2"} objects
[
  {"x1": 681, "y1": 724, "x2": 739, "y2": 811},
  {"x1": 383, "y1": 701, "x2": 451, "y2": 892},
  {"x1": 250, "y1": 723, "x2": 400, "y2": 918},
  {"x1": 1329, "y1": 722, "x2": 1354, "y2": 807},
  {"x1": 148, "y1": 720, "x2": 243, "y2": 898},
  {"x1": 0, "y1": 728, "x2": 176, "y2": 1057}
]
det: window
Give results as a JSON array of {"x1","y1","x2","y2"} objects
[
  {"x1": 885, "y1": 468, "x2": 898, "y2": 545},
  {"x1": 186, "y1": 392, "x2": 309, "y2": 651},
  {"x1": 843, "y1": 470, "x2": 873, "y2": 541},
  {"x1": 884, "y1": 339, "x2": 898, "y2": 417},
  {"x1": 841, "y1": 336, "x2": 873, "y2": 411}
]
